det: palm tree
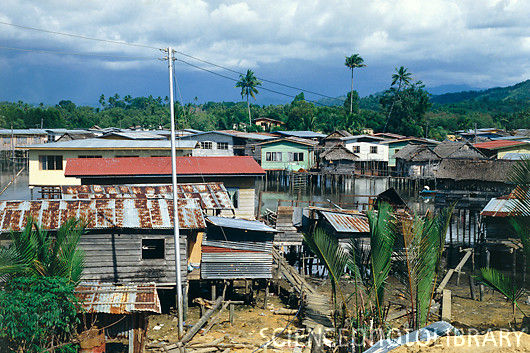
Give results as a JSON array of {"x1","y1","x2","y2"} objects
[
  {"x1": 0, "y1": 218, "x2": 85, "y2": 284},
  {"x1": 383, "y1": 66, "x2": 413, "y2": 132},
  {"x1": 391, "y1": 66, "x2": 412, "y2": 91},
  {"x1": 235, "y1": 69, "x2": 261, "y2": 127},
  {"x1": 344, "y1": 54, "x2": 366, "y2": 114}
]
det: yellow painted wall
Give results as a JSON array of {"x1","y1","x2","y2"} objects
[
  {"x1": 188, "y1": 232, "x2": 203, "y2": 265},
  {"x1": 28, "y1": 149, "x2": 177, "y2": 186},
  {"x1": 497, "y1": 146, "x2": 530, "y2": 159}
]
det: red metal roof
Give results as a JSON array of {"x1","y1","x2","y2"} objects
[
  {"x1": 473, "y1": 140, "x2": 527, "y2": 150},
  {"x1": 65, "y1": 156, "x2": 265, "y2": 177}
]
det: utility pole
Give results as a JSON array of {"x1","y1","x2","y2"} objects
[{"x1": 165, "y1": 47, "x2": 184, "y2": 337}]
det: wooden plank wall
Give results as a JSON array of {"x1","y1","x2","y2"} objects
[{"x1": 79, "y1": 231, "x2": 187, "y2": 284}]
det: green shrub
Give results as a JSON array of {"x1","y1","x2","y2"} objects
[{"x1": 0, "y1": 276, "x2": 80, "y2": 352}]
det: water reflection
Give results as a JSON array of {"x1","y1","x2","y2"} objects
[{"x1": 0, "y1": 164, "x2": 30, "y2": 201}]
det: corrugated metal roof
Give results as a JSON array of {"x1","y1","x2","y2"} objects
[
  {"x1": 474, "y1": 140, "x2": 527, "y2": 150},
  {"x1": 0, "y1": 198, "x2": 205, "y2": 232},
  {"x1": 200, "y1": 234, "x2": 273, "y2": 279},
  {"x1": 23, "y1": 138, "x2": 197, "y2": 150},
  {"x1": 75, "y1": 282, "x2": 161, "y2": 314},
  {"x1": 65, "y1": 156, "x2": 266, "y2": 177},
  {"x1": 274, "y1": 131, "x2": 326, "y2": 138},
  {"x1": 502, "y1": 153, "x2": 530, "y2": 160},
  {"x1": 0, "y1": 129, "x2": 48, "y2": 135},
  {"x1": 207, "y1": 216, "x2": 279, "y2": 232},
  {"x1": 319, "y1": 210, "x2": 370, "y2": 233},
  {"x1": 100, "y1": 131, "x2": 166, "y2": 140},
  {"x1": 480, "y1": 197, "x2": 529, "y2": 217},
  {"x1": 60, "y1": 183, "x2": 234, "y2": 210}
]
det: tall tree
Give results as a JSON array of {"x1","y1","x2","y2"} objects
[
  {"x1": 344, "y1": 54, "x2": 366, "y2": 114},
  {"x1": 235, "y1": 69, "x2": 261, "y2": 127},
  {"x1": 383, "y1": 66, "x2": 413, "y2": 131}
]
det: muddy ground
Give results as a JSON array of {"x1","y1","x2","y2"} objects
[{"x1": 146, "y1": 276, "x2": 530, "y2": 352}]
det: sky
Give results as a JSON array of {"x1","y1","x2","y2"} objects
[{"x1": 0, "y1": 0, "x2": 529, "y2": 106}]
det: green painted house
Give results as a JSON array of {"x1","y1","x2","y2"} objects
[
  {"x1": 381, "y1": 138, "x2": 439, "y2": 169},
  {"x1": 257, "y1": 137, "x2": 318, "y2": 171}
]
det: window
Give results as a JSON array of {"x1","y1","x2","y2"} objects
[
  {"x1": 266, "y1": 152, "x2": 282, "y2": 162},
  {"x1": 217, "y1": 142, "x2": 229, "y2": 150},
  {"x1": 226, "y1": 187, "x2": 239, "y2": 209},
  {"x1": 39, "y1": 155, "x2": 63, "y2": 170},
  {"x1": 288, "y1": 152, "x2": 304, "y2": 162},
  {"x1": 352, "y1": 146, "x2": 360, "y2": 153},
  {"x1": 78, "y1": 155, "x2": 102, "y2": 159},
  {"x1": 141, "y1": 239, "x2": 165, "y2": 259},
  {"x1": 370, "y1": 146, "x2": 378, "y2": 154},
  {"x1": 199, "y1": 141, "x2": 213, "y2": 149},
  {"x1": 116, "y1": 155, "x2": 139, "y2": 158}
]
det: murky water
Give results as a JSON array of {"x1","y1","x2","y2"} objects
[{"x1": 0, "y1": 164, "x2": 31, "y2": 200}]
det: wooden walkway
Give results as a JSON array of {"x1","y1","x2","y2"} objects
[{"x1": 272, "y1": 248, "x2": 333, "y2": 329}]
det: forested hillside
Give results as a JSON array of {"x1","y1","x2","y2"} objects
[{"x1": 0, "y1": 78, "x2": 528, "y2": 140}]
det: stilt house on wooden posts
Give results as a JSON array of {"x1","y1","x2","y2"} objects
[
  {"x1": 303, "y1": 207, "x2": 370, "y2": 240},
  {"x1": 480, "y1": 189, "x2": 529, "y2": 240},
  {"x1": 199, "y1": 216, "x2": 278, "y2": 280},
  {"x1": 75, "y1": 282, "x2": 161, "y2": 353},
  {"x1": 319, "y1": 144, "x2": 359, "y2": 173},
  {"x1": 434, "y1": 159, "x2": 519, "y2": 192},
  {"x1": 394, "y1": 144, "x2": 441, "y2": 178}
]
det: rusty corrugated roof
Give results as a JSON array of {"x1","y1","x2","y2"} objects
[
  {"x1": 320, "y1": 210, "x2": 370, "y2": 233},
  {"x1": 75, "y1": 282, "x2": 161, "y2": 314},
  {"x1": 60, "y1": 183, "x2": 234, "y2": 210},
  {"x1": 0, "y1": 198, "x2": 206, "y2": 232}
]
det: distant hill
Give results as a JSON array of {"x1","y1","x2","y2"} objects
[
  {"x1": 316, "y1": 79, "x2": 530, "y2": 113},
  {"x1": 431, "y1": 79, "x2": 530, "y2": 105}
]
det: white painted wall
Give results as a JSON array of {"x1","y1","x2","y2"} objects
[
  {"x1": 181, "y1": 133, "x2": 235, "y2": 157},
  {"x1": 343, "y1": 141, "x2": 389, "y2": 162}
]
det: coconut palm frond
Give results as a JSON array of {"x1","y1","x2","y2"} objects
[
  {"x1": 0, "y1": 217, "x2": 85, "y2": 282},
  {"x1": 367, "y1": 202, "x2": 396, "y2": 323},
  {"x1": 394, "y1": 205, "x2": 452, "y2": 329},
  {"x1": 303, "y1": 227, "x2": 349, "y2": 303},
  {"x1": 476, "y1": 267, "x2": 525, "y2": 317},
  {"x1": 507, "y1": 159, "x2": 530, "y2": 267},
  {"x1": 415, "y1": 214, "x2": 446, "y2": 327}
]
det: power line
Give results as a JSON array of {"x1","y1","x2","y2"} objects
[
  {"x1": 177, "y1": 58, "x2": 331, "y2": 107},
  {"x1": 0, "y1": 21, "x2": 159, "y2": 50},
  {"x1": 0, "y1": 20, "x2": 344, "y2": 103},
  {"x1": 174, "y1": 50, "x2": 344, "y2": 102},
  {"x1": 0, "y1": 45, "x2": 159, "y2": 61}
]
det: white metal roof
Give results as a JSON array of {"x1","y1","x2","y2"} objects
[{"x1": 23, "y1": 138, "x2": 197, "y2": 150}]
